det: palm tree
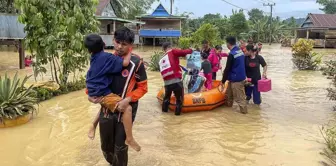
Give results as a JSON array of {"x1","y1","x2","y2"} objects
[
  {"x1": 110, "y1": 0, "x2": 128, "y2": 18},
  {"x1": 111, "y1": 0, "x2": 156, "y2": 19},
  {"x1": 250, "y1": 17, "x2": 268, "y2": 42},
  {"x1": 270, "y1": 21, "x2": 286, "y2": 43}
]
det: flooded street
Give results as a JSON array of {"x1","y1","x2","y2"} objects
[{"x1": 0, "y1": 44, "x2": 335, "y2": 166}]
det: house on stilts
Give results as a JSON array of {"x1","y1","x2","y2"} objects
[
  {"x1": 136, "y1": 4, "x2": 185, "y2": 46},
  {"x1": 0, "y1": 14, "x2": 26, "y2": 69},
  {"x1": 295, "y1": 13, "x2": 336, "y2": 48},
  {"x1": 95, "y1": 0, "x2": 145, "y2": 48}
]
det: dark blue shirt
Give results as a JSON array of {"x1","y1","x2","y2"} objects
[
  {"x1": 86, "y1": 51, "x2": 123, "y2": 97},
  {"x1": 222, "y1": 45, "x2": 246, "y2": 83}
]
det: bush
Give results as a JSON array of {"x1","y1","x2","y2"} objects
[
  {"x1": 281, "y1": 37, "x2": 292, "y2": 47},
  {"x1": 320, "y1": 124, "x2": 336, "y2": 165},
  {"x1": 0, "y1": 72, "x2": 38, "y2": 120},
  {"x1": 32, "y1": 76, "x2": 86, "y2": 102},
  {"x1": 178, "y1": 37, "x2": 191, "y2": 49},
  {"x1": 149, "y1": 51, "x2": 164, "y2": 71},
  {"x1": 292, "y1": 39, "x2": 323, "y2": 70},
  {"x1": 323, "y1": 60, "x2": 336, "y2": 77},
  {"x1": 321, "y1": 61, "x2": 336, "y2": 165},
  {"x1": 323, "y1": 60, "x2": 336, "y2": 111}
]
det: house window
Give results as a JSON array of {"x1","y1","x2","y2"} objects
[
  {"x1": 316, "y1": 33, "x2": 320, "y2": 39},
  {"x1": 107, "y1": 24, "x2": 111, "y2": 34}
]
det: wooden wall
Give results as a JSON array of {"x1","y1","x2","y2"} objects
[
  {"x1": 99, "y1": 20, "x2": 123, "y2": 35},
  {"x1": 141, "y1": 19, "x2": 180, "y2": 30}
]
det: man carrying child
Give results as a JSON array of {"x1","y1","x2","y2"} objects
[{"x1": 85, "y1": 27, "x2": 148, "y2": 165}]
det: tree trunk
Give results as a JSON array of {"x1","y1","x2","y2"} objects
[
  {"x1": 6, "y1": 0, "x2": 11, "y2": 13},
  {"x1": 61, "y1": 65, "x2": 69, "y2": 85},
  {"x1": 51, "y1": 55, "x2": 60, "y2": 84},
  {"x1": 49, "y1": 59, "x2": 54, "y2": 81}
]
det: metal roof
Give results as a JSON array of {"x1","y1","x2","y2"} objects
[
  {"x1": 136, "y1": 4, "x2": 185, "y2": 19},
  {"x1": 96, "y1": 0, "x2": 111, "y2": 16},
  {"x1": 97, "y1": 16, "x2": 145, "y2": 24},
  {"x1": 0, "y1": 14, "x2": 25, "y2": 39},
  {"x1": 301, "y1": 13, "x2": 336, "y2": 28}
]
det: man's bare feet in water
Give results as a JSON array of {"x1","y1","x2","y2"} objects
[
  {"x1": 125, "y1": 138, "x2": 141, "y2": 152},
  {"x1": 88, "y1": 124, "x2": 96, "y2": 140}
]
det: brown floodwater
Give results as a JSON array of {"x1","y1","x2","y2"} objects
[{"x1": 0, "y1": 44, "x2": 335, "y2": 166}]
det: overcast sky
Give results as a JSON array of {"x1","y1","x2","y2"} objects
[{"x1": 149, "y1": 0, "x2": 324, "y2": 19}]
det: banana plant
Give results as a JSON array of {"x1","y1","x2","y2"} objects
[{"x1": 0, "y1": 72, "x2": 38, "y2": 120}]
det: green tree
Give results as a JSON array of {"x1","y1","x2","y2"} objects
[
  {"x1": 126, "y1": 0, "x2": 157, "y2": 19},
  {"x1": 317, "y1": 0, "x2": 336, "y2": 14},
  {"x1": 284, "y1": 16, "x2": 297, "y2": 37},
  {"x1": 179, "y1": 12, "x2": 195, "y2": 37},
  {"x1": 191, "y1": 23, "x2": 221, "y2": 48},
  {"x1": 0, "y1": 0, "x2": 17, "y2": 13},
  {"x1": 203, "y1": 13, "x2": 222, "y2": 21},
  {"x1": 111, "y1": 0, "x2": 156, "y2": 19},
  {"x1": 188, "y1": 18, "x2": 203, "y2": 33},
  {"x1": 229, "y1": 10, "x2": 249, "y2": 38},
  {"x1": 202, "y1": 13, "x2": 229, "y2": 39},
  {"x1": 249, "y1": 17, "x2": 268, "y2": 42},
  {"x1": 178, "y1": 37, "x2": 191, "y2": 49},
  {"x1": 248, "y1": 8, "x2": 264, "y2": 22},
  {"x1": 16, "y1": 0, "x2": 100, "y2": 85}
]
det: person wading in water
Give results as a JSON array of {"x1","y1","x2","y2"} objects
[
  {"x1": 221, "y1": 36, "x2": 248, "y2": 114},
  {"x1": 244, "y1": 44, "x2": 267, "y2": 105},
  {"x1": 90, "y1": 27, "x2": 148, "y2": 166},
  {"x1": 159, "y1": 42, "x2": 192, "y2": 116}
]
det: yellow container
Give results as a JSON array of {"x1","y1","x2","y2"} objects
[{"x1": 0, "y1": 113, "x2": 32, "y2": 128}]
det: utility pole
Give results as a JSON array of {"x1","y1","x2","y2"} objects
[
  {"x1": 170, "y1": 0, "x2": 174, "y2": 15},
  {"x1": 263, "y1": 3, "x2": 275, "y2": 45}
]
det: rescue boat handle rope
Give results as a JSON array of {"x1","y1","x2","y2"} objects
[
  {"x1": 217, "y1": 81, "x2": 229, "y2": 94},
  {"x1": 217, "y1": 84, "x2": 225, "y2": 93}
]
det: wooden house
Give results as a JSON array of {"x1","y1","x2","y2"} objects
[
  {"x1": 295, "y1": 13, "x2": 336, "y2": 48},
  {"x1": 96, "y1": 0, "x2": 145, "y2": 47},
  {"x1": 0, "y1": 14, "x2": 26, "y2": 69},
  {"x1": 136, "y1": 4, "x2": 185, "y2": 46}
]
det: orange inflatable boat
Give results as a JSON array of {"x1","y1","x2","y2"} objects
[{"x1": 157, "y1": 80, "x2": 229, "y2": 113}]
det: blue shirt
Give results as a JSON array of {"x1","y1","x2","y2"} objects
[
  {"x1": 86, "y1": 51, "x2": 123, "y2": 97},
  {"x1": 228, "y1": 45, "x2": 246, "y2": 82},
  {"x1": 222, "y1": 45, "x2": 246, "y2": 83}
]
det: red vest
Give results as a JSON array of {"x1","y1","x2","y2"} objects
[{"x1": 159, "y1": 50, "x2": 182, "y2": 81}]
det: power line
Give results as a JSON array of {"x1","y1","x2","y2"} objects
[
  {"x1": 220, "y1": 0, "x2": 249, "y2": 11},
  {"x1": 256, "y1": 0, "x2": 275, "y2": 3},
  {"x1": 220, "y1": 0, "x2": 271, "y2": 14},
  {"x1": 255, "y1": 0, "x2": 268, "y2": 3},
  {"x1": 265, "y1": 0, "x2": 275, "y2": 3}
]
